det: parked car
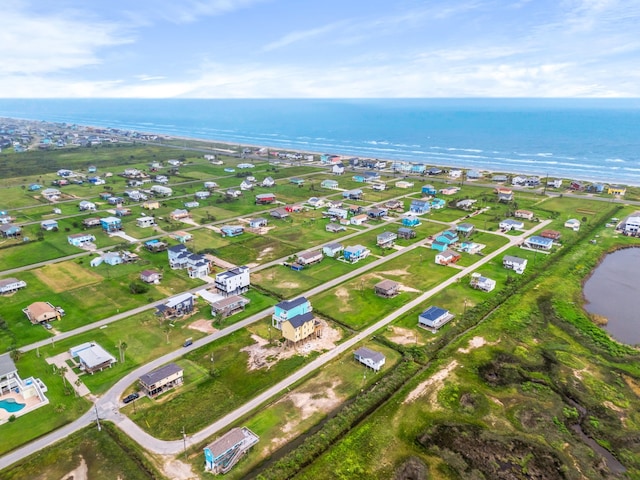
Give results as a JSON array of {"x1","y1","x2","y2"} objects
[
  {"x1": 183, "y1": 337, "x2": 193, "y2": 347},
  {"x1": 43, "y1": 323, "x2": 52, "y2": 330},
  {"x1": 123, "y1": 393, "x2": 139, "y2": 404}
]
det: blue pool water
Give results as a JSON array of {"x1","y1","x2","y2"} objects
[{"x1": 0, "y1": 398, "x2": 26, "y2": 413}]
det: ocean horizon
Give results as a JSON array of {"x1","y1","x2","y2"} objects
[{"x1": 1, "y1": 98, "x2": 639, "y2": 185}]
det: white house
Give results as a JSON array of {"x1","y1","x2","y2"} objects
[
  {"x1": 503, "y1": 255, "x2": 527, "y2": 274},
  {"x1": 564, "y1": 218, "x2": 581, "y2": 231},
  {"x1": 332, "y1": 164, "x2": 345, "y2": 175},
  {"x1": 470, "y1": 273, "x2": 496, "y2": 292},
  {"x1": 499, "y1": 219, "x2": 524, "y2": 231},
  {"x1": 353, "y1": 347, "x2": 386, "y2": 371},
  {"x1": 151, "y1": 185, "x2": 173, "y2": 197},
  {"x1": 215, "y1": 266, "x2": 250, "y2": 296},
  {"x1": 136, "y1": 217, "x2": 156, "y2": 228},
  {"x1": 0, "y1": 278, "x2": 27, "y2": 294}
]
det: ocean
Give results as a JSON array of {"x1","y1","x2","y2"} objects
[{"x1": 1, "y1": 98, "x2": 639, "y2": 185}]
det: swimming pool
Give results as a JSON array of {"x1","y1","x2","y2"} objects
[{"x1": 0, "y1": 398, "x2": 26, "y2": 413}]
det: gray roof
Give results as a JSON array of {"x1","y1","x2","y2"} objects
[
  {"x1": 276, "y1": 296, "x2": 309, "y2": 311},
  {"x1": 0, "y1": 353, "x2": 17, "y2": 377},
  {"x1": 354, "y1": 347, "x2": 385, "y2": 364},
  {"x1": 205, "y1": 428, "x2": 247, "y2": 458},
  {"x1": 503, "y1": 255, "x2": 526, "y2": 265},
  {"x1": 0, "y1": 277, "x2": 21, "y2": 289},
  {"x1": 139, "y1": 363, "x2": 182, "y2": 386},
  {"x1": 287, "y1": 312, "x2": 315, "y2": 329}
]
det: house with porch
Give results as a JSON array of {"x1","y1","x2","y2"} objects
[
  {"x1": 422, "y1": 184, "x2": 437, "y2": 195},
  {"x1": 172, "y1": 231, "x2": 193, "y2": 243},
  {"x1": 204, "y1": 181, "x2": 218, "y2": 190},
  {"x1": 354, "y1": 347, "x2": 386, "y2": 371},
  {"x1": 0, "y1": 224, "x2": 21, "y2": 238},
  {"x1": 140, "y1": 270, "x2": 162, "y2": 284},
  {"x1": 78, "y1": 200, "x2": 96, "y2": 211},
  {"x1": 0, "y1": 278, "x2": 27, "y2": 295},
  {"x1": 436, "y1": 230, "x2": 459, "y2": 245},
  {"x1": 144, "y1": 239, "x2": 168, "y2": 252},
  {"x1": 564, "y1": 219, "x2": 580, "y2": 231},
  {"x1": 523, "y1": 235, "x2": 553, "y2": 251},
  {"x1": 0, "y1": 354, "x2": 49, "y2": 423},
  {"x1": 321, "y1": 179, "x2": 339, "y2": 189},
  {"x1": 23, "y1": 302, "x2": 62, "y2": 324},
  {"x1": 395, "y1": 180, "x2": 414, "y2": 189},
  {"x1": 608, "y1": 185, "x2": 626, "y2": 196},
  {"x1": 430, "y1": 198, "x2": 446, "y2": 210},
  {"x1": 143, "y1": 200, "x2": 160, "y2": 210},
  {"x1": 156, "y1": 293, "x2": 195, "y2": 319},
  {"x1": 215, "y1": 266, "x2": 250, "y2": 296},
  {"x1": 499, "y1": 219, "x2": 524, "y2": 231},
  {"x1": 271, "y1": 208, "x2": 289, "y2": 219},
  {"x1": 68, "y1": 232, "x2": 95, "y2": 246},
  {"x1": 350, "y1": 214, "x2": 368, "y2": 226},
  {"x1": 115, "y1": 207, "x2": 132, "y2": 217},
  {"x1": 374, "y1": 279, "x2": 399, "y2": 298},
  {"x1": 255, "y1": 193, "x2": 276, "y2": 205},
  {"x1": 297, "y1": 250, "x2": 323, "y2": 266},
  {"x1": 41, "y1": 219, "x2": 58, "y2": 231},
  {"x1": 220, "y1": 225, "x2": 244, "y2": 237},
  {"x1": 397, "y1": 227, "x2": 416, "y2": 239},
  {"x1": 203, "y1": 427, "x2": 259, "y2": 474},
  {"x1": 332, "y1": 164, "x2": 345, "y2": 175},
  {"x1": 384, "y1": 199, "x2": 404, "y2": 211},
  {"x1": 170, "y1": 209, "x2": 191, "y2": 221},
  {"x1": 323, "y1": 242, "x2": 344, "y2": 257},
  {"x1": 139, "y1": 363, "x2": 184, "y2": 398},
  {"x1": 456, "y1": 223, "x2": 475, "y2": 237},
  {"x1": 343, "y1": 245, "x2": 370, "y2": 263},
  {"x1": 281, "y1": 312, "x2": 321, "y2": 346},
  {"x1": 326, "y1": 223, "x2": 346, "y2": 233},
  {"x1": 419, "y1": 306, "x2": 454, "y2": 330},
  {"x1": 70, "y1": 342, "x2": 116, "y2": 374},
  {"x1": 248, "y1": 218, "x2": 267, "y2": 229},
  {"x1": 209, "y1": 295, "x2": 250, "y2": 317},
  {"x1": 402, "y1": 214, "x2": 421, "y2": 227},
  {"x1": 456, "y1": 199, "x2": 477, "y2": 211},
  {"x1": 470, "y1": 273, "x2": 496, "y2": 292},
  {"x1": 367, "y1": 207, "x2": 388, "y2": 219},
  {"x1": 82, "y1": 217, "x2": 101, "y2": 228},
  {"x1": 409, "y1": 200, "x2": 430, "y2": 214},
  {"x1": 136, "y1": 217, "x2": 156, "y2": 228},
  {"x1": 326, "y1": 208, "x2": 348, "y2": 220},
  {"x1": 431, "y1": 240, "x2": 448, "y2": 252},
  {"x1": 377, "y1": 231, "x2": 397, "y2": 248},
  {"x1": 514, "y1": 210, "x2": 534, "y2": 220},
  {"x1": 343, "y1": 189, "x2": 364, "y2": 200},
  {"x1": 290, "y1": 177, "x2": 305, "y2": 186},
  {"x1": 503, "y1": 255, "x2": 527, "y2": 274},
  {"x1": 100, "y1": 216, "x2": 122, "y2": 233},
  {"x1": 272, "y1": 297, "x2": 313, "y2": 330},
  {"x1": 540, "y1": 230, "x2": 561, "y2": 241},
  {"x1": 435, "y1": 250, "x2": 461, "y2": 265},
  {"x1": 194, "y1": 191, "x2": 211, "y2": 200}
]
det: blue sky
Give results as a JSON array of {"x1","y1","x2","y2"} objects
[{"x1": 2, "y1": 0, "x2": 639, "y2": 97}]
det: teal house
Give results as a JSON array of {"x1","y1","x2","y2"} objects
[{"x1": 272, "y1": 297, "x2": 312, "y2": 330}]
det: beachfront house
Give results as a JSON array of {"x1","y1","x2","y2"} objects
[
  {"x1": 418, "y1": 306, "x2": 454, "y2": 330},
  {"x1": 503, "y1": 255, "x2": 527, "y2": 274},
  {"x1": 608, "y1": 185, "x2": 627, "y2": 196},
  {"x1": 136, "y1": 217, "x2": 156, "y2": 228},
  {"x1": 354, "y1": 347, "x2": 386, "y2": 372}
]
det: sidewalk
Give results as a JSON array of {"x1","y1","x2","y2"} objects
[{"x1": 45, "y1": 352, "x2": 91, "y2": 397}]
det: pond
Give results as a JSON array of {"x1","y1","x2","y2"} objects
[{"x1": 583, "y1": 247, "x2": 640, "y2": 345}]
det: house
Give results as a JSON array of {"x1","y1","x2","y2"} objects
[
  {"x1": 430, "y1": 198, "x2": 446, "y2": 210},
  {"x1": 418, "y1": 306, "x2": 454, "y2": 330},
  {"x1": 140, "y1": 269, "x2": 163, "y2": 284},
  {"x1": 323, "y1": 242, "x2": 344, "y2": 257},
  {"x1": 82, "y1": 217, "x2": 101, "y2": 228},
  {"x1": 348, "y1": 205, "x2": 363, "y2": 215},
  {"x1": 540, "y1": 230, "x2": 561, "y2": 241},
  {"x1": 525, "y1": 176, "x2": 540, "y2": 187},
  {"x1": 326, "y1": 208, "x2": 348, "y2": 220},
  {"x1": 28, "y1": 183, "x2": 42, "y2": 191},
  {"x1": 285, "y1": 204, "x2": 303, "y2": 213},
  {"x1": 144, "y1": 239, "x2": 168, "y2": 253},
  {"x1": 564, "y1": 219, "x2": 581, "y2": 231},
  {"x1": 272, "y1": 297, "x2": 313, "y2": 330},
  {"x1": 290, "y1": 177, "x2": 305, "y2": 186},
  {"x1": 297, "y1": 250, "x2": 323, "y2": 266},
  {"x1": 343, "y1": 189, "x2": 364, "y2": 200},
  {"x1": 184, "y1": 201, "x2": 200, "y2": 209},
  {"x1": 100, "y1": 216, "x2": 122, "y2": 232},
  {"x1": 608, "y1": 185, "x2": 626, "y2": 196},
  {"x1": 67, "y1": 233, "x2": 95, "y2": 246},
  {"x1": 397, "y1": 227, "x2": 416, "y2": 239},
  {"x1": 0, "y1": 278, "x2": 27, "y2": 295},
  {"x1": 139, "y1": 363, "x2": 184, "y2": 398},
  {"x1": 260, "y1": 177, "x2": 275, "y2": 187},
  {"x1": 78, "y1": 200, "x2": 96, "y2": 211},
  {"x1": 101, "y1": 252, "x2": 123, "y2": 266},
  {"x1": 194, "y1": 191, "x2": 211, "y2": 200},
  {"x1": 281, "y1": 312, "x2": 321, "y2": 345},
  {"x1": 374, "y1": 279, "x2": 400, "y2": 298},
  {"x1": 409, "y1": 200, "x2": 430, "y2": 214},
  {"x1": 220, "y1": 225, "x2": 244, "y2": 237},
  {"x1": 499, "y1": 219, "x2": 524, "y2": 231},
  {"x1": 308, "y1": 197, "x2": 326, "y2": 208},
  {"x1": 353, "y1": 347, "x2": 386, "y2": 371},
  {"x1": 371, "y1": 182, "x2": 386, "y2": 191},
  {"x1": 215, "y1": 266, "x2": 250, "y2": 296},
  {"x1": 492, "y1": 175, "x2": 508, "y2": 183},
  {"x1": 209, "y1": 295, "x2": 250, "y2": 317},
  {"x1": 151, "y1": 185, "x2": 173, "y2": 197},
  {"x1": 326, "y1": 223, "x2": 346, "y2": 233},
  {"x1": 367, "y1": 207, "x2": 388, "y2": 219},
  {"x1": 377, "y1": 231, "x2": 397, "y2": 248},
  {"x1": 547, "y1": 179, "x2": 563, "y2": 188},
  {"x1": 470, "y1": 273, "x2": 496, "y2": 292},
  {"x1": 459, "y1": 241, "x2": 485, "y2": 254},
  {"x1": 511, "y1": 176, "x2": 527, "y2": 186},
  {"x1": 395, "y1": 180, "x2": 414, "y2": 189},
  {"x1": 402, "y1": 214, "x2": 421, "y2": 227},
  {"x1": 569, "y1": 181, "x2": 584, "y2": 191},
  {"x1": 167, "y1": 245, "x2": 211, "y2": 278},
  {"x1": 503, "y1": 255, "x2": 527, "y2": 274},
  {"x1": 343, "y1": 245, "x2": 370, "y2": 263},
  {"x1": 422, "y1": 184, "x2": 437, "y2": 196},
  {"x1": 449, "y1": 169, "x2": 463, "y2": 179},
  {"x1": 523, "y1": 235, "x2": 553, "y2": 251},
  {"x1": 456, "y1": 199, "x2": 477, "y2": 211},
  {"x1": 40, "y1": 219, "x2": 59, "y2": 231},
  {"x1": 22, "y1": 302, "x2": 62, "y2": 324},
  {"x1": 466, "y1": 170, "x2": 482, "y2": 180},
  {"x1": 143, "y1": 200, "x2": 160, "y2": 210},
  {"x1": 136, "y1": 217, "x2": 156, "y2": 228},
  {"x1": 384, "y1": 200, "x2": 404, "y2": 211},
  {"x1": 456, "y1": 223, "x2": 475, "y2": 237},
  {"x1": 435, "y1": 250, "x2": 461, "y2": 265},
  {"x1": 332, "y1": 164, "x2": 345, "y2": 175},
  {"x1": 107, "y1": 196, "x2": 124, "y2": 205},
  {"x1": 170, "y1": 209, "x2": 191, "y2": 221},
  {"x1": 427, "y1": 167, "x2": 443, "y2": 176},
  {"x1": 353, "y1": 174, "x2": 366, "y2": 183},
  {"x1": 350, "y1": 214, "x2": 368, "y2": 226},
  {"x1": 203, "y1": 427, "x2": 259, "y2": 474},
  {"x1": 271, "y1": 208, "x2": 289, "y2": 219},
  {"x1": 249, "y1": 218, "x2": 267, "y2": 228},
  {"x1": 431, "y1": 241, "x2": 447, "y2": 252},
  {"x1": 115, "y1": 207, "x2": 132, "y2": 217},
  {"x1": 204, "y1": 181, "x2": 218, "y2": 190},
  {"x1": 364, "y1": 171, "x2": 380, "y2": 181},
  {"x1": 440, "y1": 187, "x2": 460, "y2": 195},
  {"x1": 436, "y1": 230, "x2": 459, "y2": 245},
  {"x1": 0, "y1": 214, "x2": 13, "y2": 225},
  {"x1": 226, "y1": 188, "x2": 242, "y2": 198},
  {"x1": 156, "y1": 293, "x2": 195, "y2": 319},
  {"x1": 0, "y1": 224, "x2": 21, "y2": 238},
  {"x1": 172, "y1": 230, "x2": 193, "y2": 243},
  {"x1": 42, "y1": 188, "x2": 61, "y2": 200},
  {"x1": 624, "y1": 216, "x2": 640, "y2": 235},
  {"x1": 240, "y1": 180, "x2": 253, "y2": 191},
  {"x1": 69, "y1": 342, "x2": 116, "y2": 374},
  {"x1": 514, "y1": 210, "x2": 534, "y2": 220},
  {"x1": 237, "y1": 163, "x2": 254, "y2": 169},
  {"x1": 0, "y1": 354, "x2": 49, "y2": 421}
]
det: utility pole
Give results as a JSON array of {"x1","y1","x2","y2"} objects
[
  {"x1": 95, "y1": 404, "x2": 101, "y2": 432},
  {"x1": 181, "y1": 426, "x2": 187, "y2": 458}
]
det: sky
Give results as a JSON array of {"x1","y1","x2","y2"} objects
[{"x1": 2, "y1": 0, "x2": 639, "y2": 98}]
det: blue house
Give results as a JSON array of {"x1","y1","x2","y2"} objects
[
  {"x1": 352, "y1": 175, "x2": 366, "y2": 183},
  {"x1": 41, "y1": 219, "x2": 59, "y2": 231},
  {"x1": 523, "y1": 235, "x2": 554, "y2": 251},
  {"x1": 411, "y1": 164, "x2": 427, "y2": 174},
  {"x1": 456, "y1": 223, "x2": 475, "y2": 237},
  {"x1": 203, "y1": 427, "x2": 259, "y2": 474},
  {"x1": 402, "y1": 215, "x2": 421, "y2": 227},
  {"x1": 418, "y1": 306, "x2": 453, "y2": 330},
  {"x1": 272, "y1": 296, "x2": 313, "y2": 329},
  {"x1": 431, "y1": 241, "x2": 447, "y2": 252},
  {"x1": 343, "y1": 189, "x2": 364, "y2": 200},
  {"x1": 430, "y1": 198, "x2": 446, "y2": 210},
  {"x1": 103, "y1": 252, "x2": 123, "y2": 266},
  {"x1": 343, "y1": 244, "x2": 370, "y2": 263},
  {"x1": 220, "y1": 225, "x2": 244, "y2": 237},
  {"x1": 436, "y1": 230, "x2": 459, "y2": 245},
  {"x1": 364, "y1": 171, "x2": 380, "y2": 181},
  {"x1": 28, "y1": 183, "x2": 42, "y2": 191},
  {"x1": 410, "y1": 200, "x2": 430, "y2": 214},
  {"x1": 422, "y1": 184, "x2": 437, "y2": 195},
  {"x1": 0, "y1": 224, "x2": 21, "y2": 238},
  {"x1": 100, "y1": 216, "x2": 122, "y2": 232}
]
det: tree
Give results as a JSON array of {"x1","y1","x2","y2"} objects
[
  {"x1": 58, "y1": 365, "x2": 68, "y2": 386},
  {"x1": 117, "y1": 340, "x2": 128, "y2": 363},
  {"x1": 8, "y1": 347, "x2": 23, "y2": 363},
  {"x1": 163, "y1": 325, "x2": 171, "y2": 344}
]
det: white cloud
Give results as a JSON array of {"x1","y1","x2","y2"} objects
[
  {"x1": 262, "y1": 21, "x2": 347, "y2": 51},
  {"x1": 141, "y1": 0, "x2": 267, "y2": 24}
]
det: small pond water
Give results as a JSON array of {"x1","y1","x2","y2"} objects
[{"x1": 583, "y1": 247, "x2": 640, "y2": 345}]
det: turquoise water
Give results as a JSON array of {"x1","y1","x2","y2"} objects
[
  {"x1": 1, "y1": 98, "x2": 639, "y2": 184},
  {"x1": 0, "y1": 398, "x2": 26, "y2": 413}
]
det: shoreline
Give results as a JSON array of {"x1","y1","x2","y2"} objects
[{"x1": 1, "y1": 114, "x2": 639, "y2": 188}]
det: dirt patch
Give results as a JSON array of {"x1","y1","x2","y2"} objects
[
  {"x1": 457, "y1": 336, "x2": 491, "y2": 353},
  {"x1": 398, "y1": 284, "x2": 420, "y2": 293},
  {"x1": 161, "y1": 456, "x2": 198, "y2": 480},
  {"x1": 379, "y1": 268, "x2": 411, "y2": 276},
  {"x1": 278, "y1": 281, "x2": 301, "y2": 289},
  {"x1": 242, "y1": 321, "x2": 341, "y2": 371},
  {"x1": 388, "y1": 326, "x2": 421, "y2": 346},
  {"x1": 404, "y1": 360, "x2": 458, "y2": 405},
  {"x1": 188, "y1": 319, "x2": 217, "y2": 334},
  {"x1": 33, "y1": 261, "x2": 102, "y2": 293},
  {"x1": 59, "y1": 456, "x2": 88, "y2": 480},
  {"x1": 394, "y1": 456, "x2": 428, "y2": 480},
  {"x1": 256, "y1": 247, "x2": 274, "y2": 261}
]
